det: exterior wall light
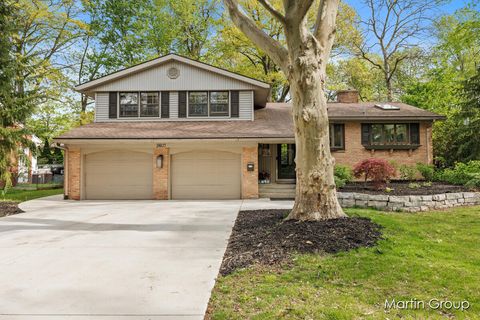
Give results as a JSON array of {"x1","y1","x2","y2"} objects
[
  {"x1": 247, "y1": 162, "x2": 255, "y2": 171},
  {"x1": 156, "y1": 155, "x2": 163, "y2": 168}
]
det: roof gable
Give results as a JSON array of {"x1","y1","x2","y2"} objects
[{"x1": 75, "y1": 54, "x2": 270, "y2": 92}]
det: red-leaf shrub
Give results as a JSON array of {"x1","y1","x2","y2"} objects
[{"x1": 353, "y1": 158, "x2": 396, "y2": 190}]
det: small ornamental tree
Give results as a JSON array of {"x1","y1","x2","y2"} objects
[{"x1": 353, "y1": 158, "x2": 396, "y2": 190}]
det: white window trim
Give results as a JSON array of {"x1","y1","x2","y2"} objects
[
  {"x1": 117, "y1": 91, "x2": 161, "y2": 119},
  {"x1": 186, "y1": 91, "x2": 231, "y2": 119}
]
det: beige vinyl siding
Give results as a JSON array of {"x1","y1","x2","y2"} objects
[
  {"x1": 84, "y1": 150, "x2": 152, "y2": 200},
  {"x1": 169, "y1": 91, "x2": 179, "y2": 118},
  {"x1": 94, "y1": 92, "x2": 109, "y2": 122},
  {"x1": 239, "y1": 91, "x2": 254, "y2": 121},
  {"x1": 171, "y1": 151, "x2": 241, "y2": 200},
  {"x1": 92, "y1": 61, "x2": 258, "y2": 92}
]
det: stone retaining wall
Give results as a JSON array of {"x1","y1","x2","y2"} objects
[{"x1": 337, "y1": 192, "x2": 480, "y2": 212}]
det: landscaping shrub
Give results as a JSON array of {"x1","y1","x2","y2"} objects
[
  {"x1": 399, "y1": 164, "x2": 418, "y2": 181},
  {"x1": 334, "y1": 165, "x2": 353, "y2": 188},
  {"x1": 436, "y1": 161, "x2": 480, "y2": 188},
  {"x1": 416, "y1": 163, "x2": 435, "y2": 181},
  {"x1": 353, "y1": 158, "x2": 397, "y2": 190}
]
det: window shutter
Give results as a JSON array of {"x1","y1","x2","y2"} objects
[
  {"x1": 410, "y1": 123, "x2": 420, "y2": 144},
  {"x1": 161, "y1": 91, "x2": 169, "y2": 118},
  {"x1": 178, "y1": 91, "x2": 187, "y2": 118},
  {"x1": 231, "y1": 91, "x2": 239, "y2": 117},
  {"x1": 108, "y1": 92, "x2": 117, "y2": 118},
  {"x1": 361, "y1": 124, "x2": 371, "y2": 145}
]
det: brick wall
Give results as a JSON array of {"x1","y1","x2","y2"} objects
[
  {"x1": 242, "y1": 146, "x2": 258, "y2": 199},
  {"x1": 67, "y1": 147, "x2": 81, "y2": 200},
  {"x1": 153, "y1": 146, "x2": 169, "y2": 200},
  {"x1": 333, "y1": 121, "x2": 433, "y2": 171}
]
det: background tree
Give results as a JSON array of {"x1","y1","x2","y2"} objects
[
  {"x1": 356, "y1": 0, "x2": 440, "y2": 101},
  {"x1": 401, "y1": 4, "x2": 480, "y2": 166},
  {"x1": 0, "y1": 0, "x2": 35, "y2": 188},
  {"x1": 224, "y1": 0, "x2": 346, "y2": 221}
]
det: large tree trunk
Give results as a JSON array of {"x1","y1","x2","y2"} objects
[{"x1": 285, "y1": 34, "x2": 346, "y2": 221}]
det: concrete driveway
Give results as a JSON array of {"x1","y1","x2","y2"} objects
[{"x1": 0, "y1": 196, "x2": 277, "y2": 319}]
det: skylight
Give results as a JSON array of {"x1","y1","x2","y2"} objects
[{"x1": 375, "y1": 104, "x2": 400, "y2": 110}]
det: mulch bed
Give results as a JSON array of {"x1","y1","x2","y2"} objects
[
  {"x1": 0, "y1": 202, "x2": 23, "y2": 218},
  {"x1": 339, "y1": 181, "x2": 472, "y2": 196},
  {"x1": 219, "y1": 209, "x2": 382, "y2": 275}
]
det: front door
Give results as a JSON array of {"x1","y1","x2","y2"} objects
[{"x1": 277, "y1": 144, "x2": 296, "y2": 181}]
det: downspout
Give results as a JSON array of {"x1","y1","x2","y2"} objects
[{"x1": 53, "y1": 143, "x2": 69, "y2": 199}]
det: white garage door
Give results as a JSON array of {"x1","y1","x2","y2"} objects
[
  {"x1": 85, "y1": 150, "x2": 152, "y2": 200},
  {"x1": 171, "y1": 151, "x2": 241, "y2": 200}
]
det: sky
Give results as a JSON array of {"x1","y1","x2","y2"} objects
[{"x1": 344, "y1": 0, "x2": 471, "y2": 17}]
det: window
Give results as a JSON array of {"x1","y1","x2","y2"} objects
[
  {"x1": 140, "y1": 92, "x2": 159, "y2": 117},
  {"x1": 188, "y1": 92, "x2": 208, "y2": 117},
  {"x1": 209, "y1": 91, "x2": 229, "y2": 116},
  {"x1": 119, "y1": 93, "x2": 138, "y2": 117},
  {"x1": 329, "y1": 124, "x2": 345, "y2": 150},
  {"x1": 362, "y1": 123, "x2": 420, "y2": 148}
]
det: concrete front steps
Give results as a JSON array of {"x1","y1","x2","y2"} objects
[{"x1": 259, "y1": 183, "x2": 295, "y2": 199}]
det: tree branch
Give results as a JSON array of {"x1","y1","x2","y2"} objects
[
  {"x1": 223, "y1": 0, "x2": 288, "y2": 71},
  {"x1": 257, "y1": 0, "x2": 286, "y2": 25},
  {"x1": 314, "y1": 0, "x2": 340, "y2": 53}
]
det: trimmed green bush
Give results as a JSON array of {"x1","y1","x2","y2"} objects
[
  {"x1": 399, "y1": 164, "x2": 418, "y2": 181},
  {"x1": 436, "y1": 161, "x2": 480, "y2": 187},
  {"x1": 334, "y1": 165, "x2": 353, "y2": 188},
  {"x1": 416, "y1": 163, "x2": 435, "y2": 181}
]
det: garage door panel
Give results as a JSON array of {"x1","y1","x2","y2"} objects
[
  {"x1": 85, "y1": 150, "x2": 152, "y2": 200},
  {"x1": 172, "y1": 151, "x2": 241, "y2": 200}
]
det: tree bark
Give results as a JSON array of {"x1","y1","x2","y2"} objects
[
  {"x1": 224, "y1": 0, "x2": 346, "y2": 221},
  {"x1": 284, "y1": 23, "x2": 346, "y2": 221}
]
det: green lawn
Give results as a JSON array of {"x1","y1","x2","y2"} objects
[
  {"x1": 208, "y1": 206, "x2": 480, "y2": 319},
  {"x1": 1, "y1": 188, "x2": 64, "y2": 202}
]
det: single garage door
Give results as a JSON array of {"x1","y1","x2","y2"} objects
[
  {"x1": 171, "y1": 151, "x2": 241, "y2": 200},
  {"x1": 85, "y1": 150, "x2": 152, "y2": 200}
]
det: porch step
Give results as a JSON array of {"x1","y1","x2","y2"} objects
[{"x1": 259, "y1": 184, "x2": 295, "y2": 199}]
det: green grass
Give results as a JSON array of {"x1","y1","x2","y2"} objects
[
  {"x1": 14, "y1": 183, "x2": 63, "y2": 190},
  {"x1": 208, "y1": 206, "x2": 480, "y2": 319},
  {"x1": 1, "y1": 188, "x2": 64, "y2": 202}
]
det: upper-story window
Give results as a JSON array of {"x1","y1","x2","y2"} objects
[
  {"x1": 210, "y1": 91, "x2": 229, "y2": 116},
  {"x1": 188, "y1": 92, "x2": 208, "y2": 117},
  {"x1": 188, "y1": 91, "x2": 230, "y2": 117},
  {"x1": 119, "y1": 92, "x2": 160, "y2": 118},
  {"x1": 119, "y1": 93, "x2": 139, "y2": 117},
  {"x1": 140, "y1": 92, "x2": 159, "y2": 117}
]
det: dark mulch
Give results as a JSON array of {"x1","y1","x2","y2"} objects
[
  {"x1": 339, "y1": 181, "x2": 472, "y2": 196},
  {"x1": 219, "y1": 209, "x2": 382, "y2": 275},
  {"x1": 0, "y1": 202, "x2": 23, "y2": 218}
]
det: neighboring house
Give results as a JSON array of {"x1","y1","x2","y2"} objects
[
  {"x1": 55, "y1": 54, "x2": 444, "y2": 200},
  {"x1": 16, "y1": 135, "x2": 42, "y2": 184}
]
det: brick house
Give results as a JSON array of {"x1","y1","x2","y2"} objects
[{"x1": 55, "y1": 54, "x2": 444, "y2": 200}]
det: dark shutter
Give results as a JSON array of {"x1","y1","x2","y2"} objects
[
  {"x1": 231, "y1": 91, "x2": 239, "y2": 117},
  {"x1": 410, "y1": 123, "x2": 420, "y2": 144},
  {"x1": 109, "y1": 92, "x2": 117, "y2": 118},
  {"x1": 161, "y1": 91, "x2": 169, "y2": 118},
  {"x1": 178, "y1": 91, "x2": 187, "y2": 118},
  {"x1": 361, "y1": 124, "x2": 371, "y2": 145}
]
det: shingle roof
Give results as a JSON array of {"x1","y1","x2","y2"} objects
[{"x1": 56, "y1": 102, "x2": 444, "y2": 140}]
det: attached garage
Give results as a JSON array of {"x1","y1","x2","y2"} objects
[
  {"x1": 171, "y1": 151, "x2": 241, "y2": 200},
  {"x1": 84, "y1": 150, "x2": 153, "y2": 200}
]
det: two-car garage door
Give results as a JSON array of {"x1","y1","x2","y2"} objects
[{"x1": 84, "y1": 150, "x2": 240, "y2": 200}]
